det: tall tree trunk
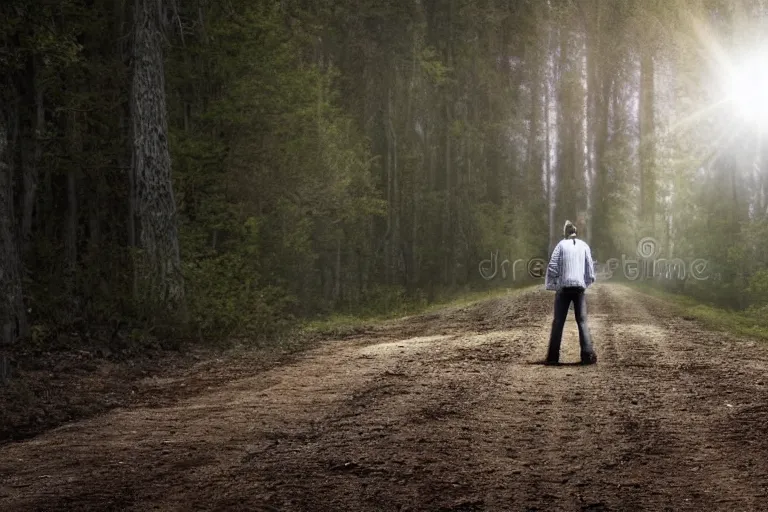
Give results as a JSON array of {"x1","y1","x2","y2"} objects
[
  {"x1": 639, "y1": 46, "x2": 656, "y2": 229},
  {"x1": 126, "y1": 112, "x2": 139, "y2": 300},
  {"x1": 333, "y1": 237, "x2": 342, "y2": 305},
  {"x1": 592, "y1": 72, "x2": 611, "y2": 255},
  {"x1": 388, "y1": 88, "x2": 400, "y2": 287},
  {"x1": 0, "y1": 107, "x2": 27, "y2": 345},
  {"x1": 21, "y1": 58, "x2": 44, "y2": 255},
  {"x1": 383, "y1": 84, "x2": 394, "y2": 285},
  {"x1": 445, "y1": 0, "x2": 456, "y2": 288},
  {"x1": 66, "y1": 168, "x2": 78, "y2": 272},
  {"x1": 65, "y1": 111, "x2": 80, "y2": 278},
  {"x1": 545, "y1": 26, "x2": 554, "y2": 253},
  {"x1": 585, "y1": 3, "x2": 598, "y2": 247},
  {"x1": 132, "y1": 0, "x2": 186, "y2": 318},
  {"x1": 554, "y1": 27, "x2": 572, "y2": 232},
  {"x1": 526, "y1": 41, "x2": 543, "y2": 217},
  {"x1": 587, "y1": 2, "x2": 612, "y2": 256},
  {"x1": 762, "y1": 142, "x2": 768, "y2": 218},
  {"x1": 444, "y1": 101, "x2": 453, "y2": 287},
  {"x1": 409, "y1": 31, "x2": 419, "y2": 291}
]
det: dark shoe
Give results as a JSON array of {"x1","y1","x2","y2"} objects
[
  {"x1": 580, "y1": 352, "x2": 598, "y2": 365},
  {"x1": 544, "y1": 359, "x2": 559, "y2": 366}
]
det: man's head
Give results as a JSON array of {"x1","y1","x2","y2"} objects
[{"x1": 563, "y1": 220, "x2": 577, "y2": 239}]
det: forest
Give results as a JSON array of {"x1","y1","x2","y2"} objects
[
  {"x1": 5, "y1": 2, "x2": 768, "y2": 509},
  {"x1": 2, "y1": 0, "x2": 768, "y2": 345}
]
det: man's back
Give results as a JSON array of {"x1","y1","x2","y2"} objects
[{"x1": 545, "y1": 238, "x2": 595, "y2": 290}]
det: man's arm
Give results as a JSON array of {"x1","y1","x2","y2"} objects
[
  {"x1": 545, "y1": 243, "x2": 562, "y2": 291},
  {"x1": 584, "y1": 244, "x2": 595, "y2": 287}
]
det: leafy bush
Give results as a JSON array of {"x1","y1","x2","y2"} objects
[{"x1": 184, "y1": 251, "x2": 296, "y2": 341}]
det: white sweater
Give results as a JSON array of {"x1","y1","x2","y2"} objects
[{"x1": 545, "y1": 237, "x2": 595, "y2": 291}]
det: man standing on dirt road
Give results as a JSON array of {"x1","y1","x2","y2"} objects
[{"x1": 544, "y1": 220, "x2": 598, "y2": 365}]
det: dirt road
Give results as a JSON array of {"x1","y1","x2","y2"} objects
[{"x1": 1, "y1": 284, "x2": 768, "y2": 511}]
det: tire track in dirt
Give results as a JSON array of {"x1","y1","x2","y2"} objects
[
  {"x1": 237, "y1": 289, "x2": 556, "y2": 511},
  {"x1": 482, "y1": 286, "x2": 637, "y2": 511},
  {"x1": 1, "y1": 285, "x2": 768, "y2": 511},
  {"x1": 588, "y1": 285, "x2": 768, "y2": 510},
  {"x1": 0, "y1": 289, "x2": 541, "y2": 511}
]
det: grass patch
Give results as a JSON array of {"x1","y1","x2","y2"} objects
[
  {"x1": 630, "y1": 283, "x2": 768, "y2": 341},
  {"x1": 301, "y1": 284, "x2": 538, "y2": 338}
]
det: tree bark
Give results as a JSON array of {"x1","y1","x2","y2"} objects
[
  {"x1": 444, "y1": 100, "x2": 453, "y2": 287},
  {"x1": 126, "y1": 113, "x2": 139, "y2": 300},
  {"x1": 639, "y1": 47, "x2": 656, "y2": 229},
  {"x1": 545, "y1": 24, "x2": 554, "y2": 253},
  {"x1": 0, "y1": 107, "x2": 27, "y2": 345},
  {"x1": 388, "y1": 88, "x2": 400, "y2": 287},
  {"x1": 65, "y1": 111, "x2": 80, "y2": 277},
  {"x1": 554, "y1": 27, "x2": 572, "y2": 231},
  {"x1": 585, "y1": 2, "x2": 598, "y2": 247},
  {"x1": 132, "y1": 0, "x2": 186, "y2": 318},
  {"x1": 66, "y1": 168, "x2": 78, "y2": 272},
  {"x1": 526, "y1": 43, "x2": 542, "y2": 210},
  {"x1": 21, "y1": 58, "x2": 44, "y2": 255},
  {"x1": 333, "y1": 237, "x2": 341, "y2": 305},
  {"x1": 587, "y1": 2, "x2": 612, "y2": 256},
  {"x1": 383, "y1": 85, "x2": 393, "y2": 284}
]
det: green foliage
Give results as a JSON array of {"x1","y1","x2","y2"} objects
[
  {"x1": 635, "y1": 284, "x2": 768, "y2": 342},
  {"x1": 164, "y1": 0, "x2": 384, "y2": 337},
  {"x1": 6, "y1": 0, "x2": 768, "y2": 348},
  {"x1": 746, "y1": 269, "x2": 768, "y2": 304},
  {"x1": 184, "y1": 250, "x2": 296, "y2": 340},
  {"x1": 419, "y1": 46, "x2": 450, "y2": 85}
]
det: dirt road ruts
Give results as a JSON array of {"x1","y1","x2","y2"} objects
[{"x1": 1, "y1": 284, "x2": 767, "y2": 511}]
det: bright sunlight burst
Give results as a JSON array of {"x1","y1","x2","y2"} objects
[{"x1": 726, "y1": 49, "x2": 768, "y2": 128}]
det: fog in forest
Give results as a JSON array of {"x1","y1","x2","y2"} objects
[{"x1": 2, "y1": 0, "x2": 768, "y2": 341}]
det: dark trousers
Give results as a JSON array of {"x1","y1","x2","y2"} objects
[{"x1": 547, "y1": 287, "x2": 595, "y2": 362}]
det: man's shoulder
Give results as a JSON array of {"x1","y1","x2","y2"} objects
[{"x1": 562, "y1": 239, "x2": 591, "y2": 252}]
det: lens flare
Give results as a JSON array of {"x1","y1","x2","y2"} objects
[{"x1": 727, "y1": 51, "x2": 768, "y2": 127}]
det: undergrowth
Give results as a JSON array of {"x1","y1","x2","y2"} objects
[{"x1": 631, "y1": 283, "x2": 768, "y2": 341}]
